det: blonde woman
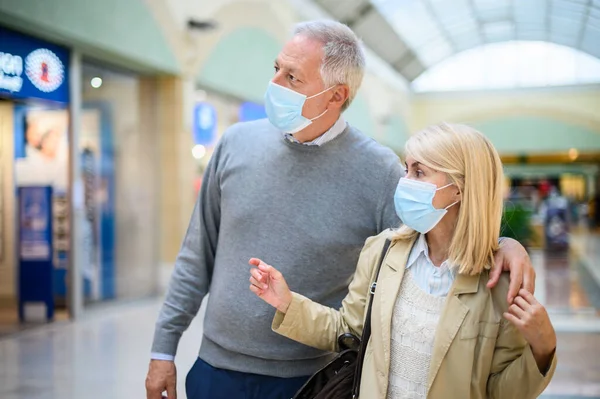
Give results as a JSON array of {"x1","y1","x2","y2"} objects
[{"x1": 248, "y1": 123, "x2": 557, "y2": 398}]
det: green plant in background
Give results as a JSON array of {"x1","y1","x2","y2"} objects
[{"x1": 501, "y1": 203, "x2": 534, "y2": 247}]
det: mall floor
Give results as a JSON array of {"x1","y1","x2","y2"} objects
[{"x1": 0, "y1": 232, "x2": 599, "y2": 399}]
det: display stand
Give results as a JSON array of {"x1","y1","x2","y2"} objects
[{"x1": 18, "y1": 186, "x2": 54, "y2": 322}]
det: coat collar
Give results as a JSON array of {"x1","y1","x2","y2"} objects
[
  {"x1": 451, "y1": 271, "x2": 481, "y2": 295},
  {"x1": 376, "y1": 237, "x2": 415, "y2": 383},
  {"x1": 426, "y1": 272, "x2": 482, "y2": 390}
]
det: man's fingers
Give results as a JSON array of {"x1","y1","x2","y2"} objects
[
  {"x1": 145, "y1": 372, "x2": 166, "y2": 399},
  {"x1": 487, "y1": 258, "x2": 502, "y2": 289},
  {"x1": 166, "y1": 382, "x2": 177, "y2": 399},
  {"x1": 146, "y1": 361, "x2": 176, "y2": 399},
  {"x1": 506, "y1": 262, "x2": 523, "y2": 304},
  {"x1": 523, "y1": 266, "x2": 536, "y2": 295},
  {"x1": 145, "y1": 384, "x2": 163, "y2": 399}
]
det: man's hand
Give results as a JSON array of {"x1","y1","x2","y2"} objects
[
  {"x1": 487, "y1": 238, "x2": 536, "y2": 304},
  {"x1": 146, "y1": 360, "x2": 177, "y2": 399}
]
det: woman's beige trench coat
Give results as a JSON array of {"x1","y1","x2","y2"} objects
[{"x1": 272, "y1": 231, "x2": 556, "y2": 399}]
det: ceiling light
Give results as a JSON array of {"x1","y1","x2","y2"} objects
[
  {"x1": 568, "y1": 148, "x2": 579, "y2": 161},
  {"x1": 192, "y1": 144, "x2": 206, "y2": 160},
  {"x1": 90, "y1": 77, "x2": 103, "y2": 89}
]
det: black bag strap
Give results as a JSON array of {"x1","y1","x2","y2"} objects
[{"x1": 351, "y1": 238, "x2": 391, "y2": 398}]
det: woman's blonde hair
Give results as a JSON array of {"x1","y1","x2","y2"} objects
[{"x1": 394, "y1": 122, "x2": 504, "y2": 276}]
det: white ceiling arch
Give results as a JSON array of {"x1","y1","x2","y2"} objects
[{"x1": 314, "y1": 0, "x2": 600, "y2": 81}]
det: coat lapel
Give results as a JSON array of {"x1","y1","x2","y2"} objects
[
  {"x1": 377, "y1": 238, "x2": 415, "y2": 374},
  {"x1": 427, "y1": 272, "x2": 481, "y2": 391}
]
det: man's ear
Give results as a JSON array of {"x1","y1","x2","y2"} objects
[{"x1": 328, "y1": 84, "x2": 349, "y2": 110}]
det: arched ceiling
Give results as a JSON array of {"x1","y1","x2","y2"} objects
[{"x1": 314, "y1": 0, "x2": 600, "y2": 81}]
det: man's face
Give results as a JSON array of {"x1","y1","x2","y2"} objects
[{"x1": 272, "y1": 35, "x2": 333, "y2": 119}]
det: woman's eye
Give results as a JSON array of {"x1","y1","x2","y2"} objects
[
  {"x1": 288, "y1": 74, "x2": 296, "y2": 82},
  {"x1": 274, "y1": 66, "x2": 280, "y2": 73},
  {"x1": 416, "y1": 170, "x2": 424, "y2": 177}
]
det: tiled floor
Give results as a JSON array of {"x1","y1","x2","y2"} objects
[
  {"x1": 0, "y1": 307, "x2": 69, "y2": 336},
  {"x1": 545, "y1": 332, "x2": 600, "y2": 398},
  {"x1": 0, "y1": 233, "x2": 599, "y2": 399}
]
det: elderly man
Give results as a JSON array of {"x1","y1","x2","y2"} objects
[{"x1": 146, "y1": 20, "x2": 535, "y2": 399}]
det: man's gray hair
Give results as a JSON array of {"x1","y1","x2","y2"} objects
[{"x1": 294, "y1": 20, "x2": 366, "y2": 111}]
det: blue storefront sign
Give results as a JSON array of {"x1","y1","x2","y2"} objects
[
  {"x1": 193, "y1": 102, "x2": 217, "y2": 145},
  {"x1": 0, "y1": 27, "x2": 69, "y2": 103}
]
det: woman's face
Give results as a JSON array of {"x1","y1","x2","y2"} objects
[{"x1": 404, "y1": 155, "x2": 460, "y2": 210}]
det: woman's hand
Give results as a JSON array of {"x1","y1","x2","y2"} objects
[
  {"x1": 249, "y1": 258, "x2": 293, "y2": 313},
  {"x1": 504, "y1": 289, "x2": 557, "y2": 373}
]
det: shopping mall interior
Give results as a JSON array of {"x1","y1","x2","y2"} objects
[{"x1": 0, "y1": 0, "x2": 599, "y2": 398}]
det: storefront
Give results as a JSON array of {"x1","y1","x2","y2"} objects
[
  {"x1": 0, "y1": 26, "x2": 71, "y2": 331},
  {"x1": 0, "y1": 25, "x2": 162, "y2": 333},
  {"x1": 79, "y1": 62, "x2": 160, "y2": 303}
]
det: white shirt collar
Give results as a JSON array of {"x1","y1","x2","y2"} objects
[
  {"x1": 284, "y1": 117, "x2": 347, "y2": 146},
  {"x1": 407, "y1": 234, "x2": 429, "y2": 269},
  {"x1": 407, "y1": 234, "x2": 456, "y2": 274}
]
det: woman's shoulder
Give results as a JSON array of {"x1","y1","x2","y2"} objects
[
  {"x1": 364, "y1": 228, "x2": 412, "y2": 248},
  {"x1": 487, "y1": 271, "x2": 512, "y2": 314},
  {"x1": 361, "y1": 229, "x2": 416, "y2": 265}
]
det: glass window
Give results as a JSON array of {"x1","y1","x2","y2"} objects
[
  {"x1": 80, "y1": 63, "x2": 159, "y2": 303},
  {"x1": 412, "y1": 41, "x2": 600, "y2": 92}
]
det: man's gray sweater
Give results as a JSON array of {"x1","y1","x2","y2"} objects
[{"x1": 152, "y1": 118, "x2": 403, "y2": 377}]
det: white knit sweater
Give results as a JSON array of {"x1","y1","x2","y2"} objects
[{"x1": 387, "y1": 270, "x2": 446, "y2": 399}]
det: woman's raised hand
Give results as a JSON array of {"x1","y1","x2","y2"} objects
[
  {"x1": 249, "y1": 258, "x2": 293, "y2": 313},
  {"x1": 504, "y1": 289, "x2": 557, "y2": 373}
]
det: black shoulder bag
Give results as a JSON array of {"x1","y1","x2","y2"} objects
[{"x1": 292, "y1": 239, "x2": 392, "y2": 399}]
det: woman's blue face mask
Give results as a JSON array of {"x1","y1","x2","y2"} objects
[{"x1": 394, "y1": 177, "x2": 459, "y2": 234}]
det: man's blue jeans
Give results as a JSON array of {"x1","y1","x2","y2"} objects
[{"x1": 186, "y1": 357, "x2": 310, "y2": 399}]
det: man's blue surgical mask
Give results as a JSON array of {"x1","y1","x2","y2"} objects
[
  {"x1": 264, "y1": 81, "x2": 334, "y2": 133},
  {"x1": 394, "y1": 177, "x2": 459, "y2": 234}
]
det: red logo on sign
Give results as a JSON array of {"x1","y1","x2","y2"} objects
[{"x1": 25, "y1": 49, "x2": 64, "y2": 93}]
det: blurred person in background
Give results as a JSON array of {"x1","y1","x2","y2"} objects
[
  {"x1": 250, "y1": 123, "x2": 557, "y2": 398},
  {"x1": 539, "y1": 186, "x2": 570, "y2": 251},
  {"x1": 146, "y1": 20, "x2": 536, "y2": 399}
]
